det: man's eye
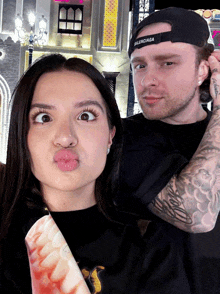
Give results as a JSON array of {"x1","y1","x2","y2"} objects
[
  {"x1": 135, "y1": 64, "x2": 146, "y2": 70},
  {"x1": 164, "y1": 62, "x2": 174, "y2": 66},
  {"x1": 34, "y1": 113, "x2": 51, "y2": 123},
  {"x1": 78, "y1": 111, "x2": 96, "y2": 122}
]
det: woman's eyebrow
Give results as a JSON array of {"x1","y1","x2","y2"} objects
[
  {"x1": 30, "y1": 101, "x2": 105, "y2": 113},
  {"x1": 74, "y1": 100, "x2": 105, "y2": 113},
  {"x1": 30, "y1": 103, "x2": 56, "y2": 110}
]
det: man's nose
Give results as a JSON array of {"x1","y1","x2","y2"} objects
[{"x1": 140, "y1": 68, "x2": 159, "y2": 88}]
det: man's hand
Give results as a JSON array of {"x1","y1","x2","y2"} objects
[
  {"x1": 208, "y1": 55, "x2": 220, "y2": 104},
  {"x1": 211, "y1": 50, "x2": 220, "y2": 61}
]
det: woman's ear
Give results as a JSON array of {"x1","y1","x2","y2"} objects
[{"x1": 108, "y1": 126, "x2": 116, "y2": 148}]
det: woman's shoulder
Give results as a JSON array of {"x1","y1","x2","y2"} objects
[
  {"x1": 0, "y1": 162, "x2": 5, "y2": 172},
  {"x1": 0, "y1": 162, "x2": 5, "y2": 177},
  {"x1": 0, "y1": 162, "x2": 5, "y2": 193}
]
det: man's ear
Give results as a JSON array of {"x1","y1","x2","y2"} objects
[{"x1": 198, "y1": 60, "x2": 209, "y2": 84}]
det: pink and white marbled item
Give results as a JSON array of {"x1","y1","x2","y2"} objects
[{"x1": 25, "y1": 215, "x2": 90, "y2": 294}]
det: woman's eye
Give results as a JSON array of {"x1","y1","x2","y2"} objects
[
  {"x1": 34, "y1": 113, "x2": 51, "y2": 123},
  {"x1": 78, "y1": 111, "x2": 96, "y2": 122}
]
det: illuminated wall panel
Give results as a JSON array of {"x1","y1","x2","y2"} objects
[
  {"x1": 103, "y1": 0, "x2": 118, "y2": 47},
  {"x1": 2, "y1": 0, "x2": 16, "y2": 33},
  {"x1": 24, "y1": 51, "x2": 92, "y2": 70},
  {"x1": 23, "y1": 0, "x2": 37, "y2": 32},
  {"x1": 0, "y1": 75, "x2": 11, "y2": 163}
]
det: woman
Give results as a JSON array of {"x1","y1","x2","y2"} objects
[{"x1": 0, "y1": 54, "x2": 191, "y2": 293}]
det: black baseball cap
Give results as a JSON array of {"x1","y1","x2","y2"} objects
[{"x1": 128, "y1": 7, "x2": 214, "y2": 57}]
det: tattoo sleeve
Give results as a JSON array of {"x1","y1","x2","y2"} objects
[
  {"x1": 149, "y1": 107, "x2": 220, "y2": 233},
  {"x1": 212, "y1": 78, "x2": 220, "y2": 99}
]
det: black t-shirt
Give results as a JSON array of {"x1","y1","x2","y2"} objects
[
  {"x1": 116, "y1": 110, "x2": 220, "y2": 294},
  {"x1": 1, "y1": 204, "x2": 192, "y2": 294},
  {"x1": 116, "y1": 111, "x2": 211, "y2": 216},
  {"x1": 50, "y1": 205, "x2": 191, "y2": 294},
  {"x1": 51, "y1": 205, "x2": 144, "y2": 294}
]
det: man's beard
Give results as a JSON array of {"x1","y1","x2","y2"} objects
[{"x1": 139, "y1": 85, "x2": 198, "y2": 121}]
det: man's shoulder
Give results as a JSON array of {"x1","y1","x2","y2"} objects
[
  {"x1": 122, "y1": 113, "x2": 152, "y2": 131},
  {"x1": 123, "y1": 113, "x2": 145, "y2": 124}
]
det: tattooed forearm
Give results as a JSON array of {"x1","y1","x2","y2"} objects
[
  {"x1": 150, "y1": 179, "x2": 192, "y2": 225},
  {"x1": 149, "y1": 107, "x2": 220, "y2": 233},
  {"x1": 212, "y1": 78, "x2": 219, "y2": 99},
  {"x1": 213, "y1": 105, "x2": 220, "y2": 111},
  {"x1": 149, "y1": 168, "x2": 220, "y2": 232}
]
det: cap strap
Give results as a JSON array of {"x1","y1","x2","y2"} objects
[{"x1": 133, "y1": 31, "x2": 172, "y2": 51}]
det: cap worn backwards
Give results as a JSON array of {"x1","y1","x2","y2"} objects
[{"x1": 128, "y1": 7, "x2": 214, "y2": 57}]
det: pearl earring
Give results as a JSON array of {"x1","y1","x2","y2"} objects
[
  {"x1": 107, "y1": 148, "x2": 110, "y2": 154},
  {"x1": 198, "y1": 80, "x2": 202, "y2": 86}
]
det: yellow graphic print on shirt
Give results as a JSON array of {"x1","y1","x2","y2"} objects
[{"x1": 82, "y1": 266, "x2": 105, "y2": 294}]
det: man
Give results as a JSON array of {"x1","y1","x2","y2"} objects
[{"x1": 116, "y1": 7, "x2": 220, "y2": 294}]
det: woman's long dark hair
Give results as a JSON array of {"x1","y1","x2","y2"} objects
[{"x1": 0, "y1": 54, "x2": 123, "y2": 243}]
